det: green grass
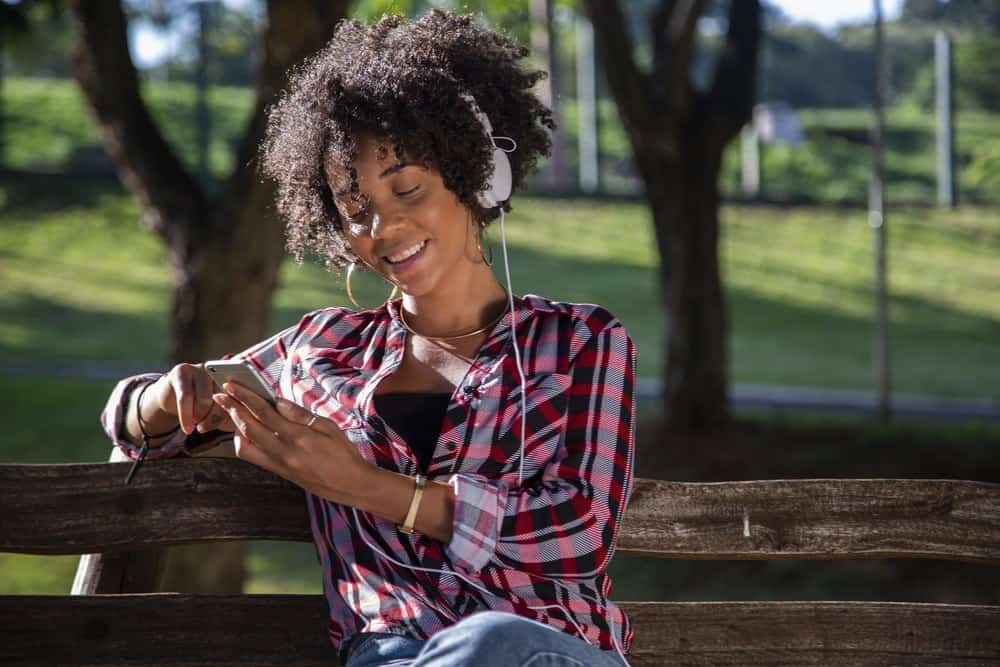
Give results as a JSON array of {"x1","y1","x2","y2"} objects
[
  {"x1": 3, "y1": 77, "x2": 254, "y2": 183},
  {"x1": 2, "y1": 184, "x2": 998, "y2": 396}
]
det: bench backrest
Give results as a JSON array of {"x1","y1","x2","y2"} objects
[{"x1": 2, "y1": 455, "x2": 999, "y2": 665}]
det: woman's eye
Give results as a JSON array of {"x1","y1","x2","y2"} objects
[{"x1": 395, "y1": 186, "x2": 420, "y2": 197}]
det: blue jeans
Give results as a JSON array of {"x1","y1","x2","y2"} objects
[{"x1": 343, "y1": 611, "x2": 630, "y2": 667}]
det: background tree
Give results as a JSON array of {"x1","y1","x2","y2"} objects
[
  {"x1": 900, "y1": 0, "x2": 1000, "y2": 31},
  {"x1": 0, "y1": 1, "x2": 29, "y2": 167},
  {"x1": 582, "y1": 0, "x2": 761, "y2": 430},
  {"x1": 68, "y1": 0, "x2": 350, "y2": 593}
]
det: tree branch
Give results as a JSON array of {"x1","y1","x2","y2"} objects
[
  {"x1": 706, "y1": 0, "x2": 762, "y2": 142},
  {"x1": 582, "y1": 0, "x2": 671, "y2": 155},
  {"x1": 69, "y1": 0, "x2": 206, "y2": 244},
  {"x1": 221, "y1": 0, "x2": 348, "y2": 210},
  {"x1": 651, "y1": 0, "x2": 706, "y2": 117}
]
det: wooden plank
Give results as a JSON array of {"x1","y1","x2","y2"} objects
[
  {"x1": 2, "y1": 461, "x2": 999, "y2": 563},
  {"x1": 622, "y1": 601, "x2": 1000, "y2": 666},
  {"x1": 1, "y1": 597, "x2": 998, "y2": 666},
  {"x1": 0, "y1": 594, "x2": 335, "y2": 667},
  {"x1": 620, "y1": 478, "x2": 1000, "y2": 564},
  {"x1": 0, "y1": 459, "x2": 310, "y2": 554}
]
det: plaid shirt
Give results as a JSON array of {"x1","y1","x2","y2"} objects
[{"x1": 102, "y1": 293, "x2": 637, "y2": 657}]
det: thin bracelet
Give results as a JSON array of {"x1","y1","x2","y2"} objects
[
  {"x1": 125, "y1": 380, "x2": 180, "y2": 485},
  {"x1": 136, "y1": 379, "x2": 180, "y2": 444},
  {"x1": 398, "y1": 474, "x2": 427, "y2": 535}
]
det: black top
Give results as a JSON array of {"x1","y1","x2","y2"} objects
[{"x1": 373, "y1": 391, "x2": 452, "y2": 474}]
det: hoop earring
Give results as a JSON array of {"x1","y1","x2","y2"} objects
[
  {"x1": 345, "y1": 260, "x2": 399, "y2": 309},
  {"x1": 477, "y1": 223, "x2": 494, "y2": 267}
]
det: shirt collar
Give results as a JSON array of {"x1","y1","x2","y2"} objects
[{"x1": 383, "y1": 292, "x2": 533, "y2": 384}]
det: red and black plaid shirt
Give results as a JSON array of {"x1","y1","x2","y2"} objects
[{"x1": 102, "y1": 293, "x2": 637, "y2": 656}]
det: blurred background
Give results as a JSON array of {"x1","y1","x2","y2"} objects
[{"x1": 1, "y1": 0, "x2": 998, "y2": 605}]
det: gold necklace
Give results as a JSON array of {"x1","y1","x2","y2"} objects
[{"x1": 398, "y1": 297, "x2": 510, "y2": 341}]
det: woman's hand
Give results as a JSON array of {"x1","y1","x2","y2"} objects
[
  {"x1": 212, "y1": 382, "x2": 373, "y2": 504},
  {"x1": 150, "y1": 363, "x2": 236, "y2": 435}
]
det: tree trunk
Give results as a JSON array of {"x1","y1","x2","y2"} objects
[
  {"x1": 70, "y1": 0, "x2": 348, "y2": 593},
  {"x1": 583, "y1": 0, "x2": 759, "y2": 432},
  {"x1": 631, "y1": 118, "x2": 729, "y2": 431}
]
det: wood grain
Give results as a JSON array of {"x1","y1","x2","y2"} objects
[
  {"x1": 3, "y1": 461, "x2": 998, "y2": 563},
  {"x1": 1, "y1": 597, "x2": 998, "y2": 666}
]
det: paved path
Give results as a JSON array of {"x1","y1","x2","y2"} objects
[{"x1": 3, "y1": 360, "x2": 998, "y2": 423}]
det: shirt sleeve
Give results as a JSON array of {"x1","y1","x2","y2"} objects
[
  {"x1": 445, "y1": 321, "x2": 637, "y2": 579},
  {"x1": 99, "y1": 311, "x2": 319, "y2": 461}
]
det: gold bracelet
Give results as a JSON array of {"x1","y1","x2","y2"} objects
[{"x1": 398, "y1": 474, "x2": 427, "y2": 535}]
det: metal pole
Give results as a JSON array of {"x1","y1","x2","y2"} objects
[
  {"x1": 740, "y1": 123, "x2": 760, "y2": 198},
  {"x1": 871, "y1": 0, "x2": 891, "y2": 423},
  {"x1": 935, "y1": 30, "x2": 956, "y2": 208},
  {"x1": 531, "y1": 0, "x2": 563, "y2": 190},
  {"x1": 575, "y1": 13, "x2": 599, "y2": 194}
]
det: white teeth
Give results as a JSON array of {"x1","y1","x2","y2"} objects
[{"x1": 386, "y1": 240, "x2": 427, "y2": 263}]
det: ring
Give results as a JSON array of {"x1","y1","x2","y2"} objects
[{"x1": 306, "y1": 414, "x2": 318, "y2": 429}]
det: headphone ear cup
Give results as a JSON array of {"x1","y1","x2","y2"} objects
[{"x1": 490, "y1": 147, "x2": 512, "y2": 203}]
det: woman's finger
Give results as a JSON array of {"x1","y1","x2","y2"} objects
[
  {"x1": 269, "y1": 395, "x2": 313, "y2": 424},
  {"x1": 193, "y1": 363, "x2": 219, "y2": 426},
  {"x1": 273, "y1": 396, "x2": 340, "y2": 438},
  {"x1": 171, "y1": 365, "x2": 199, "y2": 434},
  {"x1": 222, "y1": 381, "x2": 281, "y2": 431},
  {"x1": 195, "y1": 403, "x2": 236, "y2": 433},
  {"x1": 214, "y1": 393, "x2": 282, "y2": 455}
]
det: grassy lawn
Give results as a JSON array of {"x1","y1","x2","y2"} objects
[{"x1": 2, "y1": 182, "x2": 997, "y2": 395}]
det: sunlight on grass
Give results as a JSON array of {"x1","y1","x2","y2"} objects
[
  {"x1": 0, "y1": 554, "x2": 81, "y2": 594},
  {"x1": 2, "y1": 188, "x2": 998, "y2": 395}
]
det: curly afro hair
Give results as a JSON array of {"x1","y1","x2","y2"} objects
[{"x1": 260, "y1": 10, "x2": 554, "y2": 271}]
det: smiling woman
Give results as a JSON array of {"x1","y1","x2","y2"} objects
[{"x1": 98, "y1": 9, "x2": 637, "y2": 667}]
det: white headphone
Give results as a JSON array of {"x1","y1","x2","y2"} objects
[{"x1": 459, "y1": 92, "x2": 513, "y2": 209}]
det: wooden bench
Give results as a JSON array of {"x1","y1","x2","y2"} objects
[{"x1": 2, "y1": 449, "x2": 999, "y2": 665}]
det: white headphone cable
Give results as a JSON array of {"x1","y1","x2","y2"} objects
[{"x1": 495, "y1": 207, "x2": 529, "y2": 489}]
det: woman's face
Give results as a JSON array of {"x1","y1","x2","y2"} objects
[{"x1": 325, "y1": 134, "x2": 480, "y2": 298}]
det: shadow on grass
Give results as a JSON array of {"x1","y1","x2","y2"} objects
[
  {"x1": 0, "y1": 168, "x2": 126, "y2": 216},
  {"x1": 0, "y1": 293, "x2": 168, "y2": 364}
]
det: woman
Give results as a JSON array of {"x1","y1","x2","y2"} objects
[{"x1": 101, "y1": 11, "x2": 636, "y2": 667}]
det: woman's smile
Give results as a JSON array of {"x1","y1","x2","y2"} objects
[{"x1": 383, "y1": 239, "x2": 430, "y2": 273}]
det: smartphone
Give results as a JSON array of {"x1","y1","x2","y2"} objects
[{"x1": 204, "y1": 359, "x2": 278, "y2": 406}]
